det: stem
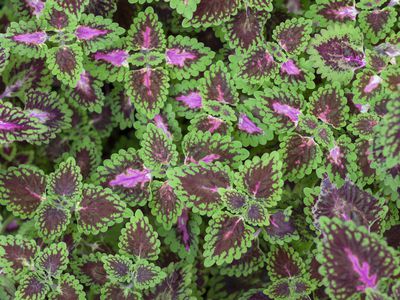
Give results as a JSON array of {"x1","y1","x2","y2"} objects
[{"x1": 0, "y1": 214, "x2": 16, "y2": 234}]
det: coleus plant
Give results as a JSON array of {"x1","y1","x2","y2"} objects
[{"x1": 0, "y1": 0, "x2": 399, "y2": 299}]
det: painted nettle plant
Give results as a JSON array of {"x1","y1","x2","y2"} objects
[{"x1": 0, "y1": 0, "x2": 399, "y2": 299}]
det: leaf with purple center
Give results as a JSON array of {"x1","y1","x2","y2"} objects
[
  {"x1": 203, "y1": 212, "x2": 254, "y2": 267},
  {"x1": 4, "y1": 20, "x2": 47, "y2": 59},
  {"x1": 0, "y1": 45, "x2": 9, "y2": 73},
  {"x1": 235, "y1": 151, "x2": 283, "y2": 207},
  {"x1": 222, "y1": 9, "x2": 269, "y2": 49},
  {"x1": 133, "y1": 259, "x2": 166, "y2": 290},
  {"x1": 308, "y1": 24, "x2": 365, "y2": 83},
  {"x1": 365, "y1": 49, "x2": 390, "y2": 74},
  {"x1": 182, "y1": 0, "x2": 241, "y2": 28},
  {"x1": 110, "y1": 84, "x2": 135, "y2": 130},
  {"x1": 46, "y1": 44, "x2": 83, "y2": 88},
  {"x1": 167, "y1": 162, "x2": 233, "y2": 216},
  {"x1": 10, "y1": 0, "x2": 46, "y2": 20},
  {"x1": 94, "y1": 147, "x2": 151, "y2": 207},
  {"x1": 266, "y1": 245, "x2": 306, "y2": 280},
  {"x1": 0, "y1": 235, "x2": 38, "y2": 279},
  {"x1": 318, "y1": 135, "x2": 357, "y2": 187},
  {"x1": 102, "y1": 254, "x2": 133, "y2": 283},
  {"x1": 188, "y1": 113, "x2": 233, "y2": 136},
  {"x1": 166, "y1": 35, "x2": 214, "y2": 80},
  {"x1": 200, "y1": 61, "x2": 239, "y2": 106},
  {"x1": 75, "y1": 13, "x2": 125, "y2": 53},
  {"x1": 69, "y1": 135, "x2": 102, "y2": 179},
  {"x1": 76, "y1": 184, "x2": 128, "y2": 235},
  {"x1": 118, "y1": 209, "x2": 161, "y2": 261},
  {"x1": 24, "y1": 90, "x2": 72, "y2": 144},
  {"x1": 125, "y1": 7, "x2": 165, "y2": 52},
  {"x1": 275, "y1": 58, "x2": 315, "y2": 91},
  {"x1": 220, "y1": 189, "x2": 248, "y2": 214},
  {"x1": 170, "y1": 79, "x2": 203, "y2": 119},
  {"x1": 47, "y1": 273, "x2": 86, "y2": 300},
  {"x1": 273, "y1": 17, "x2": 312, "y2": 56},
  {"x1": 305, "y1": 0, "x2": 359, "y2": 27},
  {"x1": 84, "y1": 0, "x2": 117, "y2": 17},
  {"x1": 244, "y1": 200, "x2": 269, "y2": 227},
  {"x1": 360, "y1": 8, "x2": 397, "y2": 45},
  {"x1": 279, "y1": 133, "x2": 322, "y2": 181},
  {"x1": 35, "y1": 242, "x2": 69, "y2": 278},
  {"x1": 202, "y1": 100, "x2": 237, "y2": 123},
  {"x1": 352, "y1": 70, "x2": 385, "y2": 105},
  {"x1": 0, "y1": 101, "x2": 46, "y2": 144},
  {"x1": 139, "y1": 123, "x2": 179, "y2": 177},
  {"x1": 87, "y1": 100, "x2": 115, "y2": 138},
  {"x1": 0, "y1": 164, "x2": 46, "y2": 218},
  {"x1": 14, "y1": 274, "x2": 49, "y2": 300},
  {"x1": 125, "y1": 67, "x2": 170, "y2": 118},
  {"x1": 352, "y1": 138, "x2": 377, "y2": 186},
  {"x1": 70, "y1": 253, "x2": 108, "y2": 289},
  {"x1": 264, "y1": 276, "x2": 317, "y2": 300},
  {"x1": 263, "y1": 210, "x2": 299, "y2": 244},
  {"x1": 65, "y1": 70, "x2": 105, "y2": 113},
  {"x1": 254, "y1": 86, "x2": 304, "y2": 134},
  {"x1": 52, "y1": 0, "x2": 89, "y2": 16},
  {"x1": 317, "y1": 217, "x2": 399, "y2": 300},
  {"x1": 347, "y1": 113, "x2": 380, "y2": 138},
  {"x1": 149, "y1": 180, "x2": 184, "y2": 230},
  {"x1": 312, "y1": 176, "x2": 387, "y2": 233},
  {"x1": 182, "y1": 130, "x2": 249, "y2": 168},
  {"x1": 40, "y1": 4, "x2": 78, "y2": 31},
  {"x1": 307, "y1": 83, "x2": 349, "y2": 128}
]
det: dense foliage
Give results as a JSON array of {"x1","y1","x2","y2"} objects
[{"x1": 0, "y1": 0, "x2": 399, "y2": 299}]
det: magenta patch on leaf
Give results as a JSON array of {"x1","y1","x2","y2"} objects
[
  {"x1": 329, "y1": 146, "x2": 342, "y2": 165},
  {"x1": 238, "y1": 114, "x2": 263, "y2": 134},
  {"x1": 142, "y1": 26, "x2": 152, "y2": 49},
  {"x1": 109, "y1": 168, "x2": 151, "y2": 188},
  {"x1": 12, "y1": 32, "x2": 47, "y2": 44},
  {"x1": 176, "y1": 92, "x2": 202, "y2": 109},
  {"x1": 345, "y1": 248, "x2": 377, "y2": 291},
  {"x1": 333, "y1": 6, "x2": 359, "y2": 20},
  {"x1": 201, "y1": 154, "x2": 221, "y2": 164},
  {"x1": 272, "y1": 102, "x2": 301, "y2": 124},
  {"x1": 93, "y1": 50, "x2": 129, "y2": 66},
  {"x1": 26, "y1": 0, "x2": 45, "y2": 16},
  {"x1": 177, "y1": 208, "x2": 191, "y2": 251},
  {"x1": 76, "y1": 26, "x2": 109, "y2": 41},
  {"x1": 28, "y1": 110, "x2": 50, "y2": 123},
  {"x1": 363, "y1": 75, "x2": 382, "y2": 93},
  {"x1": 166, "y1": 48, "x2": 197, "y2": 68},
  {"x1": 76, "y1": 70, "x2": 92, "y2": 93},
  {"x1": 281, "y1": 60, "x2": 301, "y2": 75},
  {"x1": 0, "y1": 121, "x2": 23, "y2": 131},
  {"x1": 153, "y1": 114, "x2": 172, "y2": 138}
]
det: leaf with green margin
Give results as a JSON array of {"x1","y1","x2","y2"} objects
[
  {"x1": 381, "y1": 66, "x2": 400, "y2": 98},
  {"x1": 47, "y1": 273, "x2": 86, "y2": 300},
  {"x1": 35, "y1": 242, "x2": 69, "y2": 278},
  {"x1": 0, "y1": 46, "x2": 10, "y2": 73},
  {"x1": 203, "y1": 212, "x2": 254, "y2": 267},
  {"x1": 275, "y1": 58, "x2": 315, "y2": 91},
  {"x1": 110, "y1": 84, "x2": 135, "y2": 130},
  {"x1": 305, "y1": 0, "x2": 358, "y2": 27},
  {"x1": 312, "y1": 176, "x2": 387, "y2": 233},
  {"x1": 4, "y1": 20, "x2": 47, "y2": 59},
  {"x1": 0, "y1": 165, "x2": 46, "y2": 218},
  {"x1": 46, "y1": 44, "x2": 83, "y2": 88},
  {"x1": 266, "y1": 245, "x2": 306, "y2": 280},
  {"x1": 220, "y1": 240, "x2": 266, "y2": 277},
  {"x1": 65, "y1": 70, "x2": 105, "y2": 113},
  {"x1": 125, "y1": 7, "x2": 165, "y2": 52},
  {"x1": 169, "y1": 79, "x2": 203, "y2": 118},
  {"x1": 356, "y1": 0, "x2": 387, "y2": 10},
  {"x1": 133, "y1": 259, "x2": 166, "y2": 290},
  {"x1": 0, "y1": 235, "x2": 38, "y2": 279},
  {"x1": 100, "y1": 283, "x2": 140, "y2": 300},
  {"x1": 10, "y1": 0, "x2": 46, "y2": 20},
  {"x1": 88, "y1": 102, "x2": 115, "y2": 138},
  {"x1": 149, "y1": 180, "x2": 183, "y2": 230},
  {"x1": 188, "y1": 113, "x2": 233, "y2": 136},
  {"x1": 352, "y1": 70, "x2": 385, "y2": 105},
  {"x1": 118, "y1": 209, "x2": 161, "y2": 261},
  {"x1": 359, "y1": 8, "x2": 397, "y2": 45},
  {"x1": 76, "y1": 184, "x2": 128, "y2": 235},
  {"x1": 263, "y1": 210, "x2": 299, "y2": 245},
  {"x1": 76, "y1": 13, "x2": 125, "y2": 53},
  {"x1": 40, "y1": 4, "x2": 78, "y2": 31},
  {"x1": 166, "y1": 35, "x2": 214, "y2": 80},
  {"x1": 0, "y1": 101, "x2": 47, "y2": 144},
  {"x1": 143, "y1": 263, "x2": 194, "y2": 300},
  {"x1": 125, "y1": 67, "x2": 170, "y2": 119},
  {"x1": 24, "y1": 90, "x2": 72, "y2": 144},
  {"x1": 248, "y1": 0, "x2": 273, "y2": 11},
  {"x1": 308, "y1": 24, "x2": 365, "y2": 83},
  {"x1": 94, "y1": 147, "x2": 151, "y2": 207},
  {"x1": 203, "y1": 100, "x2": 237, "y2": 123},
  {"x1": 182, "y1": 130, "x2": 249, "y2": 168},
  {"x1": 353, "y1": 138, "x2": 377, "y2": 187},
  {"x1": 47, "y1": 157, "x2": 83, "y2": 203},
  {"x1": 139, "y1": 123, "x2": 179, "y2": 176},
  {"x1": 84, "y1": 0, "x2": 118, "y2": 18},
  {"x1": 102, "y1": 254, "x2": 133, "y2": 283},
  {"x1": 279, "y1": 133, "x2": 322, "y2": 181},
  {"x1": 235, "y1": 151, "x2": 283, "y2": 207},
  {"x1": 182, "y1": 0, "x2": 241, "y2": 28},
  {"x1": 220, "y1": 188, "x2": 248, "y2": 214},
  {"x1": 254, "y1": 86, "x2": 304, "y2": 134},
  {"x1": 35, "y1": 198, "x2": 72, "y2": 241},
  {"x1": 70, "y1": 253, "x2": 107, "y2": 289},
  {"x1": 52, "y1": 0, "x2": 89, "y2": 16},
  {"x1": 307, "y1": 83, "x2": 349, "y2": 128},
  {"x1": 347, "y1": 113, "x2": 379, "y2": 138},
  {"x1": 316, "y1": 217, "x2": 399, "y2": 300},
  {"x1": 264, "y1": 276, "x2": 317, "y2": 300},
  {"x1": 273, "y1": 17, "x2": 312, "y2": 56},
  {"x1": 167, "y1": 162, "x2": 233, "y2": 216},
  {"x1": 69, "y1": 135, "x2": 102, "y2": 179},
  {"x1": 166, "y1": 0, "x2": 199, "y2": 19},
  {"x1": 243, "y1": 200, "x2": 269, "y2": 226},
  {"x1": 222, "y1": 9, "x2": 268, "y2": 49},
  {"x1": 200, "y1": 61, "x2": 238, "y2": 106},
  {"x1": 14, "y1": 274, "x2": 49, "y2": 300}
]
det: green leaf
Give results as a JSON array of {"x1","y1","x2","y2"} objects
[{"x1": 35, "y1": 242, "x2": 69, "y2": 278}]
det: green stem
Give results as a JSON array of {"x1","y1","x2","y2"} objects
[{"x1": 0, "y1": 214, "x2": 16, "y2": 234}]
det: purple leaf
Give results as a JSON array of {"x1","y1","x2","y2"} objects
[{"x1": 266, "y1": 246, "x2": 306, "y2": 280}]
